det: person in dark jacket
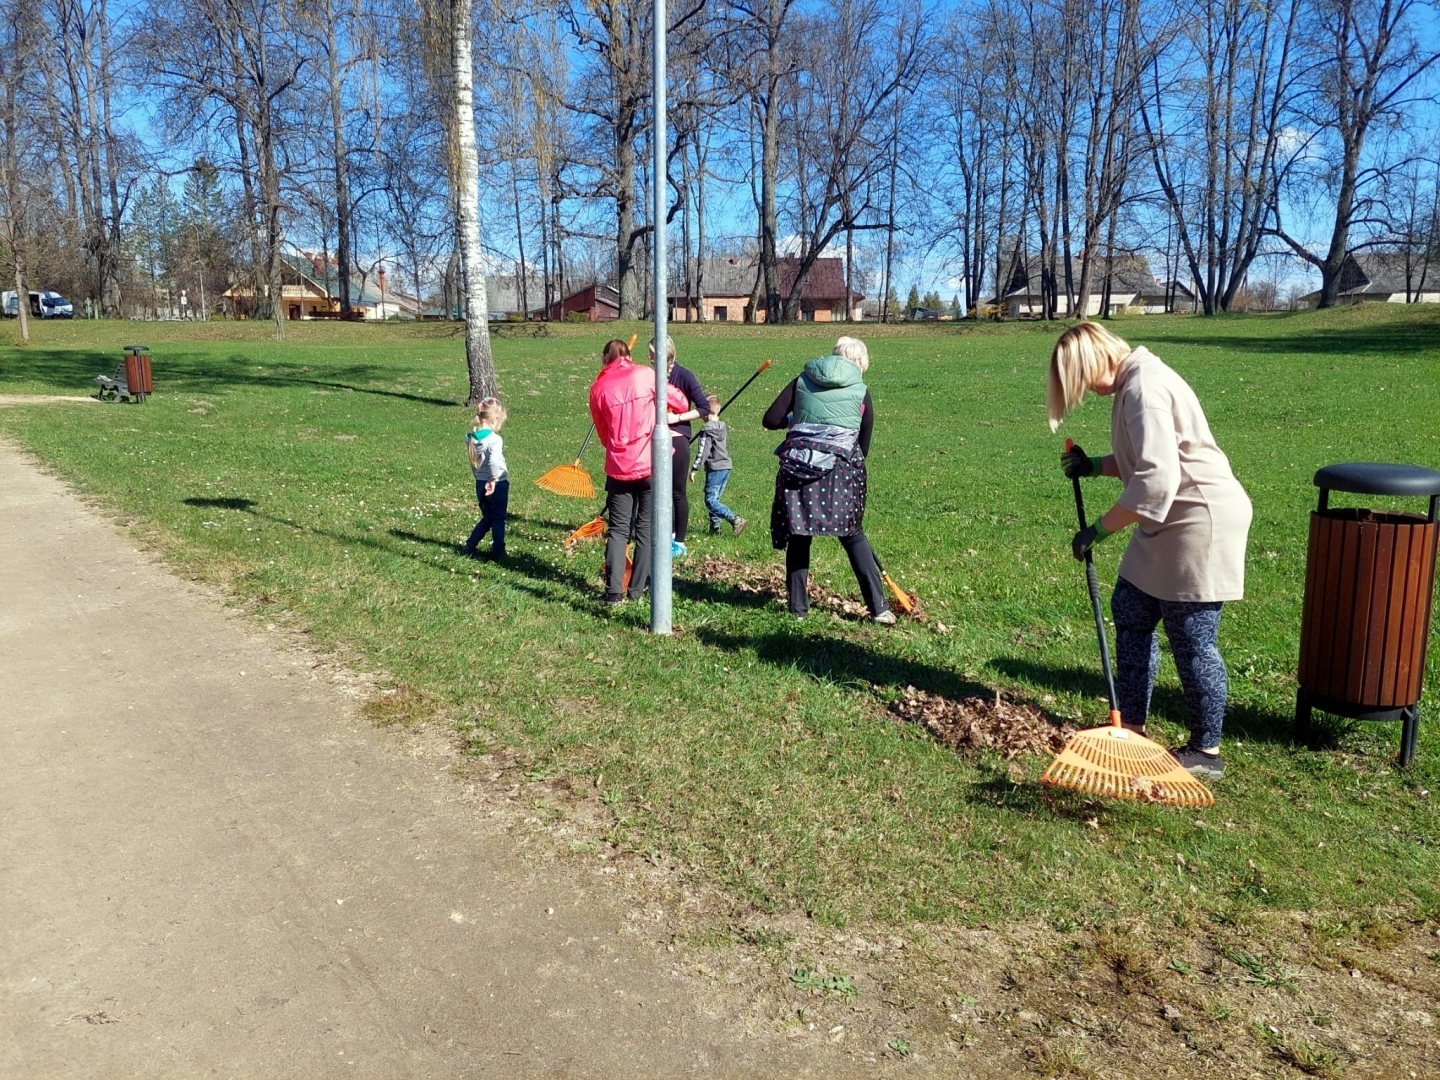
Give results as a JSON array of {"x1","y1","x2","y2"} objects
[
  {"x1": 651, "y1": 335, "x2": 713, "y2": 556},
  {"x1": 763, "y1": 336, "x2": 893, "y2": 624}
]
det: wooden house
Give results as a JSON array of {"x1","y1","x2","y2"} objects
[
  {"x1": 548, "y1": 283, "x2": 620, "y2": 322},
  {"x1": 669, "y1": 255, "x2": 864, "y2": 322}
]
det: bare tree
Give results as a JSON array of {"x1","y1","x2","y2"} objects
[
  {"x1": 441, "y1": 0, "x2": 496, "y2": 402},
  {"x1": 1138, "y1": 0, "x2": 1301, "y2": 314},
  {"x1": 0, "y1": 0, "x2": 36, "y2": 342},
  {"x1": 1273, "y1": 0, "x2": 1439, "y2": 307},
  {"x1": 773, "y1": 0, "x2": 927, "y2": 322}
]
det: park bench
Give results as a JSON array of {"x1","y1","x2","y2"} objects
[
  {"x1": 94, "y1": 363, "x2": 141, "y2": 402},
  {"x1": 94, "y1": 347, "x2": 153, "y2": 403}
]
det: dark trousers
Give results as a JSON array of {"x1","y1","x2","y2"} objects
[
  {"x1": 1111, "y1": 576, "x2": 1227, "y2": 749},
  {"x1": 785, "y1": 532, "x2": 888, "y2": 617},
  {"x1": 463, "y1": 478, "x2": 508, "y2": 558},
  {"x1": 604, "y1": 477, "x2": 652, "y2": 600},
  {"x1": 672, "y1": 434, "x2": 693, "y2": 542}
]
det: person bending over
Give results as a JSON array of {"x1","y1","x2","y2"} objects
[
  {"x1": 589, "y1": 338, "x2": 656, "y2": 604},
  {"x1": 763, "y1": 336, "x2": 893, "y2": 624},
  {"x1": 1049, "y1": 321, "x2": 1251, "y2": 779}
]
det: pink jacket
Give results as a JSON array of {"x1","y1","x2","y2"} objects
[{"x1": 589, "y1": 357, "x2": 656, "y2": 481}]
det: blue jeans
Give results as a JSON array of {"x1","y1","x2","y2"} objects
[
  {"x1": 464, "y1": 477, "x2": 508, "y2": 558},
  {"x1": 1111, "y1": 576, "x2": 1226, "y2": 750},
  {"x1": 704, "y1": 469, "x2": 736, "y2": 530}
]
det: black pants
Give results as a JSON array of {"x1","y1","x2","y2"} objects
[
  {"x1": 672, "y1": 434, "x2": 693, "y2": 542},
  {"x1": 604, "y1": 477, "x2": 652, "y2": 600},
  {"x1": 785, "y1": 532, "x2": 887, "y2": 617}
]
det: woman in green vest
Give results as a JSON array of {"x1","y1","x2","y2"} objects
[{"x1": 763, "y1": 336, "x2": 894, "y2": 624}]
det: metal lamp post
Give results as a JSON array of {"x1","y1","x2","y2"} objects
[{"x1": 649, "y1": 0, "x2": 672, "y2": 635}]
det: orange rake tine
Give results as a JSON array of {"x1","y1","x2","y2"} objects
[
  {"x1": 884, "y1": 572, "x2": 916, "y2": 616},
  {"x1": 1041, "y1": 726, "x2": 1213, "y2": 807},
  {"x1": 536, "y1": 426, "x2": 596, "y2": 499},
  {"x1": 564, "y1": 515, "x2": 606, "y2": 548}
]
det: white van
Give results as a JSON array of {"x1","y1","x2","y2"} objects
[{"x1": 2, "y1": 290, "x2": 74, "y2": 318}]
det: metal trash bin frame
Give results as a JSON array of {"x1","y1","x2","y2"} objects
[{"x1": 1295, "y1": 462, "x2": 1440, "y2": 766}]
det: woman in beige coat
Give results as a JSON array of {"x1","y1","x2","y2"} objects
[{"x1": 1048, "y1": 322, "x2": 1252, "y2": 780}]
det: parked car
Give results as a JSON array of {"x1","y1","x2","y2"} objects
[{"x1": 2, "y1": 289, "x2": 74, "y2": 318}]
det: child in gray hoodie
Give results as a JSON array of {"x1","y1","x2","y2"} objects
[{"x1": 693, "y1": 394, "x2": 747, "y2": 535}]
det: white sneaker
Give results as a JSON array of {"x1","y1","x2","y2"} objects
[{"x1": 873, "y1": 610, "x2": 897, "y2": 625}]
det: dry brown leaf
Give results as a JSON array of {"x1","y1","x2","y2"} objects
[
  {"x1": 887, "y1": 685, "x2": 1076, "y2": 759},
  {"x1": 688, "y1": 554, "x2": 925, "y2": 621}
]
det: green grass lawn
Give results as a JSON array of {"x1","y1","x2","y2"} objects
[{"x1": 3, "y1": 308, "x2": 1437, "y2": 935}]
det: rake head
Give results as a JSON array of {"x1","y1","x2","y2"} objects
[
  {"x1": 1041, "y1": 724, "x2": 1214, "y2": 808},
  {"x1": 535, "y1": 461, "x2": 594, "y2": 500},
  {"x1": 564, "y1": 514, "x2": 606, "y2": 550},
  {"x1": 882, "y1": 572, "x2": 920, "y2": 619}
]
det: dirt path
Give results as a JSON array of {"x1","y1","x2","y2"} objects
[{"x1": 0, "y1": 440, "x2": 859, "y2": 1079}]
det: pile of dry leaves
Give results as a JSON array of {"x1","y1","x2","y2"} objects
[
  {"x1": 888, "y1": 685, "x2": 1076, "y2": 758},
  {"x1": 688, "y1": 554, "x2": 923, "y2": 621}
]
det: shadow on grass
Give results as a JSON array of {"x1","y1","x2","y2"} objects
[
  {"x1": 991, "y1": 656, "x2": 1108, "y2": 699},
  {"x1": 4, "y1": 349, "x2": 463, "y2": 407},
  {"x1": 183, "y1": 496, "x2": 257, "y2": 511},
  {"x1": 992, "y1": 655, "x2": 1301, "y2": 747},
  {"x1": 699, "y1": 626, "x2": 991, "y2": 701},
  {"x1": 1140, "y1": 313, "x2": 1440, "y2": 358},
  {"x1": 673, "y1": 575, "x2": 777, "y2": 610}
]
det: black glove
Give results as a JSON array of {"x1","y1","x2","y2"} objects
[
  {"x1": 1071, "y1": 521, "x2": 1112, "y2": 561},
  {"x1": 1061, "y1": 443, "x2": 1102, "y2": 480}
]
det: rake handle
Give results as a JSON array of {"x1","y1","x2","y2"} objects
[
  {"x1": 575, "y1": 424, "x2": 594, "y2": 463},
  {"x1": 717, "y1": 359, "x2": 772, "y2": 417},
  {"x1": 1066, "y1": 438, "x2": 1122, "y2": 726}
]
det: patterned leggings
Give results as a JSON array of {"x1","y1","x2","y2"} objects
[{"x1": 1111, "y1": 576, "x2": 1227, "y2": 750}]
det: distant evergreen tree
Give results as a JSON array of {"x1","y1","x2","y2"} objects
[
  {"x1": 950, "y1": 294, "x2": 963, "y2": 318},
  {"x1": 905, "y1": 283, "x2": 920, "y2": 315}
]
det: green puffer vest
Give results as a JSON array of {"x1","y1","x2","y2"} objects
[{"x1": 791, "y1": 355, "x2": 866, "y2": 430}]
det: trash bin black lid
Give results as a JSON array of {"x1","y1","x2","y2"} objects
[
  {"x1": 122, "y1": 344, "x2": 149, "y2": 353},
  {"x1": 1314, "y1": 462, "x2": 1440, "y2": 497}
]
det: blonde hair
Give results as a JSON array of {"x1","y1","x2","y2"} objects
[
  {"x1": 1047, "y1": 322, "x2": 1131, "y2": 431},
  {"x1": 648, "y1": 335, "x2": 676, "y2": 364},
  {"x1": 833, "y1": 335, "x2": 869, "y2": 372},
  {"x1": 475, "y1": 397, "x2": 507, "y2": 432}
]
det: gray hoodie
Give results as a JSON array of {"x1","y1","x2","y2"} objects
[{"x1": 697, "y1": 418, "x2": 732, "y2": 472}]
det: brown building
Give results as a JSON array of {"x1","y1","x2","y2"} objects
[
  {"x1": 548, "y1": 283, "x2": 621, "y2": 322},
  {"x1": 222, "y1": 253, "x2": 421, "y2": 320},
  {"x1": 670, "y1": 255, "x2": 864, "y2": 323}
]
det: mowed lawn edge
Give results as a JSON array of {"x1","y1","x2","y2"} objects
[{"x1": 2, "y1": 309, "x2": 1437, "y2": 935}]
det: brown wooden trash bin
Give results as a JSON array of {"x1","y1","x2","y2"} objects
[
  {"x1": 123, "y1": 345, "x2": 153, "y2": 401},
  {"x1": 1296, "y1": 463, "x2": 1440, "y2": 766}
]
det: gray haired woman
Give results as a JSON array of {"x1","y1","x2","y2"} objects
[{"x1": 763, "y1": 336, "x2": 893, "y2": 624}]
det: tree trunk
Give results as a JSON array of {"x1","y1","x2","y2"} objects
[
  {"x1": 325, "y1": 10, "x2": 353, "y2": 316},
  {"x1": 1, "y1": 21, "x2": 30, "y2": 345},
  {"x1": 760, "y1": 81, "x2": 781, "y2": 323},
  {"x1": 451, "y1": 0, "x2": 496, "y2": 403},
  {"x1": 98, "y1": 0, "x2": 123, "y2": 315}
]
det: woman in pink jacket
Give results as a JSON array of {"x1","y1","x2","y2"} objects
[{"x1": 589, "y1": 338, "x2": 657, "y2": 603}]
